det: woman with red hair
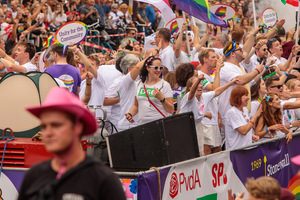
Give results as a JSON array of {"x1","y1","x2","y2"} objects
[{"x1": 225, "y1": 86, "x2": 261, "y2": 150}]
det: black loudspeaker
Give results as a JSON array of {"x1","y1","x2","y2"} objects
[{"x1": 107, "y1": 112, "x2": 199, "y2": 172}]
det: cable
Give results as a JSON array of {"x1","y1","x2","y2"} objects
[{"x1": 0, "y1": 136, "x2": 15, "y2": 177}]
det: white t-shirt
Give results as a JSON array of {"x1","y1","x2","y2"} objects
[
  {"x1": 109, "y1": 11, "x2": 123, "y2": 27},
  {"x1": 79, "y1": 71, "x2": 107, "y2": 118},
  {"x1": 281, "y1": 98, "x2": 296, "y2": 126},
  {"x1": 198, "y1": 71, "x2": 218, "y2": 125},
  {"x1": 173, "y1": 48, "x2": 196, "y2": 69},
  {"x1": 250, "y1": 100, "x2": 260, "y2": 118},
  {"x1": 179, "y1": 92, "x2": 204, "y2": 125},
  {"x1": 244, "y1": 54, "x2": 260, "y2": 73},
  {"x1": 219, "y1": 62, "x2": 245, "y2": 119},
  {"x1": 12, "y1": 11, "x2": 18, "y2": 19},
  {"x1": 117, "y1": 73, "x2": 139, "y2": 131},
  {"x1": 98, "y1": 65, "x2": 122, "y2": 118},
  {"x1": 199, "y1": 91, "x2": 217, "y2": 124},
  {"x1": 15, "y1": 61, "x2": 37, "y2": 72},
  {"x1": 105, "y1": 77, "x2": 122, "y2": 130},
  {"x1": 160, "y1": 45, "x2": 174, "y2": 72},
  {"x1": 225, "y1": 106, "x2": 253, "y2": 150},
  {"x1": 98, "y1": 65, "x2": 122, "y2": 87},
  {"x1": 136, "y1": 79, "x2": 173, "y2": 125},
  {"x1": 51, "y1": 13, "x2": 67, "y2": 26},
  {"x1": 273, "y1": 56, "x2": 287, "y2": 68}
]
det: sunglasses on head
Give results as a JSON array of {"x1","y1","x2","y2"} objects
[
  {"x1": 270, "y1": 84, "x2": 283, "y2": 89},
  {"x1": 267, "y1": 38, "x2": 277, "y2": 49},
  {"x1": 149, "y1": 66, "x2": 163, "y2": 70}
]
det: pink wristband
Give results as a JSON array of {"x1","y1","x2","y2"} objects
[{"x1": 74, "y1": 48, "x2": 80, "y2": 54}]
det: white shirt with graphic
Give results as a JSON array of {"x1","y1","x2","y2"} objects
[{"x1": 136, "y1": 79, "x2": 173, "y2": 125}]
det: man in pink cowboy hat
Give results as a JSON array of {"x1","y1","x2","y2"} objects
[{"x1": 18, "y1": 87, "x2": 126, "y2": 200}]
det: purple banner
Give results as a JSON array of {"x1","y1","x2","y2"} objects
[
  {"x1": 2, "y1": 169, "x2": 26, "y2": 191},
  {"x1": 138, "y1": 167, "x2": 171, "y2": 200},
  {"x1": 138, "y1": 134, "x2": 300, "y2": 199},
  {"x1": 230, "y1": 135, "x2": 300, "y2": 195}
]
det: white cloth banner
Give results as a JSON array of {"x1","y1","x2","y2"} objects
[
  {"x1": 134, "y1": 0, "x2": 176, "y2": 23},
  {"x1": 162, "y1": 152, "x2": 246, "y2": 200}
]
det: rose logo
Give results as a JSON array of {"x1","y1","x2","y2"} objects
[{"x1": 169, "y1": 172, "x2": 179, "y2": 198}]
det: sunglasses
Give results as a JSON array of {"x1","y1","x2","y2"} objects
[
  {"x1": 149, "y1": 66, "x2": 163, "y2": 70},
  {"x1": 262, "y1": 48, "x2": 267, "y2": 52},
  {"x1": 270, "y1": 84, "x2": 283, "y2": 89},
  {"x1": 234, "y1": 48, "x2": 242, "y2": 52}
]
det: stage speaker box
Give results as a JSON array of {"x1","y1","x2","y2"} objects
[{"x1": 107, "y1": 112, "x2": 199, "y2": 172}]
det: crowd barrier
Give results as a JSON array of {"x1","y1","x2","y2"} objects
[
  {"x1": 1, "y1": 133, "x2": 300, "y2": 200},
  {"x1": 80, "y1": 41, "x2": 113, "y2": 52},
  {"x1": 85, "y1": 32, "x2": 144, "y2": 38}
]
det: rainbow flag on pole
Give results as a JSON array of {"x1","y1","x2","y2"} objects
[{"x1": 172, "y1": 0, "x2": 227, "y2": 27}]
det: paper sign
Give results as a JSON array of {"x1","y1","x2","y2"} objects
[
  {"x1": 55, "y1": 21, "x2": 88, "y2": 54},
  {"x1": 165, "y1": 17, "x2": 186, "y2": 36},
  {"x1": 209, "y1": 4, "x2": 237, "y2": 21},
  {"x1": 261, "y1": 7, "x2": 278, "y2": 28},
  {"x1": 43, "y1": 46, "x2": 54, "y2": 62}
]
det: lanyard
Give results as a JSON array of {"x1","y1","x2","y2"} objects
[{"x1": 143, "y1": 84, "x2": 166, "y2": 117}]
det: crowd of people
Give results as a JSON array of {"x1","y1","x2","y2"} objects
[
  {"x1": 1, "y1": 0, "x2": 300, "y2": 159},
  {"x1": 0, "y1": 0, "x2": 299, "y2": 199}
]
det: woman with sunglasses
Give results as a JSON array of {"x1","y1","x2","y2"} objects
[
  {"x1": 255, "y1": 93, "x2": 292, "y2": 143},
  {"x1": 126, "y1": 56, "x2": 174, "y2": 125},
  {"x1": 225, "y1": 86, "x2": 261, "y2": 150}
]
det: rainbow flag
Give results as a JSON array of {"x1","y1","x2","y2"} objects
[
  {"x1": 287, "y1": 173, "x2": 300, "y2": 199},
  {"x1": 172, "y1": 0, "x2": 227, "y2": 27},
  {"x1": 17, "y1": 25, "x2": 25, "y2": 33},
  {"x1": 215, "y1": 6, "x2": 227, "y2": 19},
  {"x1": 170, "y1": 21, "x2": 179, "y2": 35},
  {"x1": 43, "y1": 35, "x2": 55, "y2": 48}
]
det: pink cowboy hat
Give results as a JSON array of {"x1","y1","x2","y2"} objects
[
  {"x1": 291, "y1": 155, "x2": 300, "y2": 166},
  {"x1": 26, "y1": 87, "x2": 97, "y2": 136}
]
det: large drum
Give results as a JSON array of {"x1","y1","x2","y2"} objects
[{"x1": 0, "y1": 72, "x2": 58, "y2": 137}]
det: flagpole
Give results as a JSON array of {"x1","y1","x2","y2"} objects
[
  {"x1": 252, "y1": 0, "x2": 257, "y2": 28},
  {"x1": 191, "y1": 16, "x2": 196, "y2": 26},
  {"x1": 296, "y1": 5, "x2": 299, "y2": 47},
  {"x1": 182, "y1": 11, "x2": 191, "y2": 56}
]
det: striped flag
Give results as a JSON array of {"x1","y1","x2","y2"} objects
[
  {"x1": 134, "y1": 0, "x2": 175, "y2": 23},
  {"x1": 281, "y1": 0, "x2": 299, "y2": 7},
  {"x1": 172, "y1": 0, "x2": 227, "y2": 27}
]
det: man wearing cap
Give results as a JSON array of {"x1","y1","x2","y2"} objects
[{"x1": 18, "y1": 87, "x2": 126, "y2": 200}]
